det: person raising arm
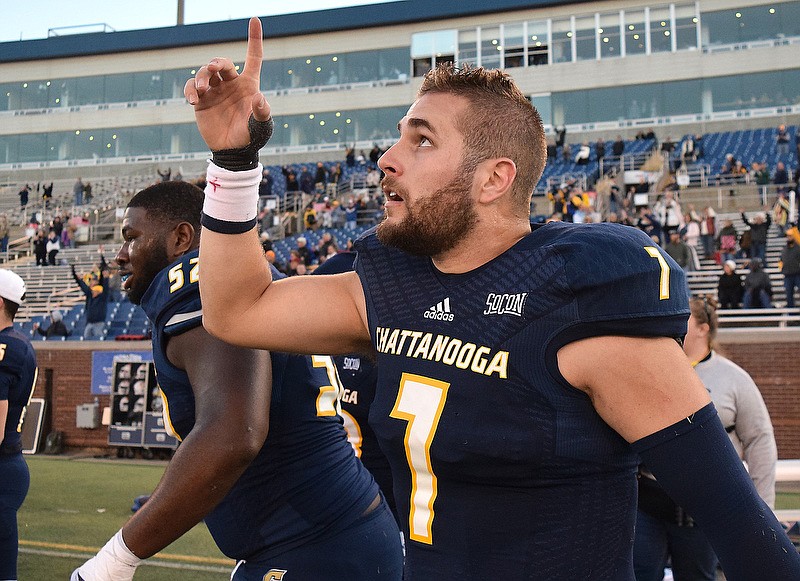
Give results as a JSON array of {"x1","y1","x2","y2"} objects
[{"x1": 191, "y1": 17, "x2": 800, "y2": 580}]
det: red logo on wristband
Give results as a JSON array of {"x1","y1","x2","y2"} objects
[{"x1": 208, "y1": 178, "x2": 221, "y2": 192}]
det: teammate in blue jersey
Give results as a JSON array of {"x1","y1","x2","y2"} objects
[
  {"x1": 313, "y1": 252, "x2": 397, "y2": 522},
  {"x1": 189, "y1": 18, "x2": 800, "y2": 579},
  {"x1": 0, "y1": 269, "x2": 37, "y2": 581},
  {"x1": 71, "y1": 181, "x2": 402, "y2": 581}
]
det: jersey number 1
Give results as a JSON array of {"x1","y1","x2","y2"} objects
[{"x1": 390, "y1": 372, "x2": 450, "y2": 545}]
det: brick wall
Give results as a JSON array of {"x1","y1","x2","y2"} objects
[{"x1": 29, "y1": 333, "x2": 800, "y2": 458}]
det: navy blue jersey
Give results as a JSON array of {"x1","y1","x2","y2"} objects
[
  {"x1": 315, "y1": 253, "x2": 397, "y2": 520},
  {"x1": 0, "y1": 326, "x2": 37, "y2": 450},
  {"x1": 354, "y1": 221, "x2": 689, "y2": 580},
  {"x1": 141, "y1": 250, "x2": 380, "y2": 562}
]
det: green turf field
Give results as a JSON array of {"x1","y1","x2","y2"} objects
[
  {"x1": 15, "y1": 455, "x2": 800, "y2": 579},
  {"x1": 17, "y1": 455, "x2": 232, "y2": 580}
]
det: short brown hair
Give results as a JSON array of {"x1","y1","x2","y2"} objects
[{"x1": 418, "y1": 64, "x2": 547, "y2": 210}]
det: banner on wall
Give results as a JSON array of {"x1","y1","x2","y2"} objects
[
  {"x1": 91, "y1": 351, "x2": 152, "y2": 395},
  {"x1": 108, "y1": 359, "x2": 177, "y2": 450}
]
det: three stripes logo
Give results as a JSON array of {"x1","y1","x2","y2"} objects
[{"x1": 423, "y1": 297, "x2": 454, "y2": 321}]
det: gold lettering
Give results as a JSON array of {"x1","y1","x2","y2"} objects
[
  {"x1": 404, "y1": 331, "x2": 423, "y2": 356},
  {"x1": 485, "y1": 351, "x2": 509, "y2": 378},
  {"x1": 385, "y1": 329, "x2": 400, "y2": 354},
  {"x1": 455, "y1": 343, "x2": 477, "y2": 369},
  {"x1": 412, "y1": 333, "x2": 432, "y2": 359},
  {"x1": 442, "y1": 339, "x2": 462, "y2": 365},
  {"x1": 428, "y1": 335, "x2": 449, "y2": 362},
  {"x1": 470, "y1": 346, "x2": 491, "y2": 374}
]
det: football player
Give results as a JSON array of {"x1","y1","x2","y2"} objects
[
  {"x1": 313, "y1": 251, "x2": 396, "y2": 523},
  {"x1": 0, "y1": 269, "x2": 37, "y2": 581},
  {"x1": 71, "y1": 181, "x2": 402, "y2": 580},
  {"x1": 190, "y1": 17, "x2": 800, "y2": 580}
]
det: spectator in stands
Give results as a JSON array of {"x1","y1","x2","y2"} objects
[
  {"x1": 636, "y1": 207, "x2": 663, "y2": 245},
  {"x1": 546, "y1": 137, "x2": 557, "y2": 161},
  {"x1": 60, "y1": 219, "x2": 74, "y2": 249},
  {"x1": 634, "y1": 295, "x2": 777, "y2": 581},
  {"x1": 42, "y1": 182, "x2": 53, "y2": 209},
  {"x1": 298, "y1": 165, "x2": 315, "y2": 195},
  {"x1": 344, "y1": 198, "x2": 359, "y2": 230},
  {"x1": 281, "y1": 165, "x2": 299, "y2": 193},
  {"x1": 72, "y1": 256, "x2": 109, "y2": 339},
  {"x1": 738, "y1": 227, "x2": 752, "y2": 260},
  {"x1": 345, "y1": 145, "x2": 355, "y2": 167},
  {"x1": 73, "y1": 177, "x2": 84, "y2": 206},
  {"x1": 103, "y1": 257, "x2": 122, "y2": 303},
  {"x1": 772, "y1": 194, "x2": 790, "y2": 235},
  {"x1": 32, "y1": 229, "x2": 47, "y2": 267},
  {"x1": 719, "y1": 154, "x2": 736, "y2": 181},
  {"x1": 314, "y1": 162, "x2": 328, "y2": 193},
  {"x1": 327, "y1": 163, "x2": 342, "y2": 195},
  {"x1": 776, "y1": 124, "x2": 790, "y2": 157},
  {"x1": 773, "y1": 161, "x2": 789, "y2": 194},
  {"x1": 561, "y1": 143, "x2": 572, "y2": 162},
  {"x1": 717, "y1": 219, "x2": 738, "y2": 265},
  {"x1": 660, "y1": 135, "x2": 676, "y2": 160},
  {"x1": 33, "y1": 309, "x2": 70, "y2": 338},
  {"x1": 369, "y1": 145, "x2": 382, "y2": 165},
  {"x1": 83, "y1": 181, "x2": 93, "y2": 203},
  {"x1": 664, "y1": 230, "x2": 692, "y2": 271},
  {"x1": 680, "y1": 211, "x2": 700, "y2": 250},
  {"x1": 753, "y1": 161, "x2": 771, "y2": 198},
  {"x1": 302, "y1": 204, "x2": 317, "y2": 230},
  {"x1": 555, "y1": 125, "x2": 566, "y2": 148},
  {"x1": 742, "y1": 258, "x2": 772, "y2": 308},
  {"x1": 157, "y1": 168, "x2": 171, "y2": 182},
  {"x1": 740, "y1": 208, "x2": 771, "y2": 266},
  {"x1": 680, "y1": 135, "x2": 696, "y2": 164},
  {"x1": 732, "y1": 161, "x2": 748, "y2": 183},
  {"x1": 258, "y1": 169, "x2": 273, "y2": 198},
  {"x1": 717, "y1": 260, "x2": 744, "y2": 309},
  {"x1": 46, "y1": 230, "x2": 60, "y2": 266},
  {"x1": 779, "y1": 227, "x2": 800, "y2": 308},
  {"x1": 595, "y1": 138, "x2": 605, "y2": 164},
  {"x1": 693, "y1": 134, "x2": 704, "y2": 159},
  {"x1": 574, "y1": 142, "x2": 591, "y2": 165},
  {"x1": 699, "y1": 206, "x2": 716, "y2": 258},
  {"x1": 295, "y1": 236, "x2": 313, "y2": 266},
  {"x1": 50, "y1": 215, "x2": 64, "y2": 241},
  {"x1": 365, "y1": 166, "x2": 381, "y2": 194},
  {"x1": 286, "y1": 251, "x2": 306, "y2": 276},
  {"x1": 612, "y1": 135, "x2": 625, "y2": 157},
  {"x1": 0, "y1": 214, "x2": 8, "y2": 253},
  {"x1": 654, "y1": 191, "x2": 683, "y2": 239},
  {"x1": 795, "y1": 130, "x2": 800, "y2": 162},
  {"x1": 18, "y1": 185, "x2": 29, "y2": 211},
  {"x1": 316, "y1": 231, "x2": 339, "y2": 261}
]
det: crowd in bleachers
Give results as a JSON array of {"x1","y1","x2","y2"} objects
[{"x1": 2, "y1": 123, "x2": 799, "y2": 338}]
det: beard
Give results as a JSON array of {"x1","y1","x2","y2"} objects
[
  {"x1": 127, "y1": 238, "x2": 172, "y2": 305},
  {"x1": 376, "y1": 160, "x2": 479, "y2": 257}
]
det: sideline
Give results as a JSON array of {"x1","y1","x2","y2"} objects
[{"x1": 20, "y1": 539, "x2": 233, "y2": 570}]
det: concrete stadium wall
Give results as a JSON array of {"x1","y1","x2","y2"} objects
[{"x1": 28, "y1": 332, "x2": 800, "y2": 458}]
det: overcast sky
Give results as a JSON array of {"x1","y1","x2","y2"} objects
[{"x1": 1, "y1": 0, "x2": 394, "y2": 42}]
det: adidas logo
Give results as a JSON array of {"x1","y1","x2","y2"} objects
[{"x1": 424, "y1": 298, "x2": 454, "y2": 321}]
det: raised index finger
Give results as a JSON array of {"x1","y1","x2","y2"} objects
[{"x1": 241, "y1": 17, "x2": 264, "y2": 80}]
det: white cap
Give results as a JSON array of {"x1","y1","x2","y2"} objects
[{"x1": 0, "y1": 269, "x2": 25, "y2": 304}]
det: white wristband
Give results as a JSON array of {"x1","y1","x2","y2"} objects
[
  {"x1": 203, "y1": 161, "x2": 262, "y2": 223},
  {"x1": 72, "y1": 529, "x2": 140, "y2": 581}
]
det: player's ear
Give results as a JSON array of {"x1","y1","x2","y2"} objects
[
  {"x1": 169, "y1": 222, "x2": 196, "y2": 258},
  {"x1": 477, "y1": 158, "x2": 516, "y2": 205}
]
